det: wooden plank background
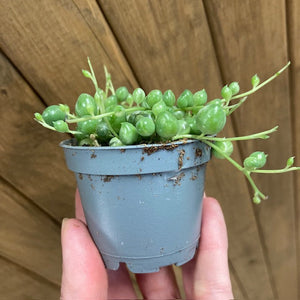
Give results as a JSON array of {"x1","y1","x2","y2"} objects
[{"x1": 0, "y1": 0, "x2": 298, "y2": 298}]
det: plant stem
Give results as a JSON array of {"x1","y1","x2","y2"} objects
[
  {"x1": 87, "y1": 57, "x2": 99, "y2": 91},
  {"x1": 105, "y1": 116, "x2": 119, "y2": 138},
  {"x1": 251, "y1": 167, "x2": 300, "y2": 174},
  {"x1": 203, "y1": 140, "x2": 267, "y2": 201},
  {"x1": 203, "y1": 140, "x2": 244, "y2": 172},
  {"x1": 243, "y1": 170, "x2": 267, "y2": 199},
  {"x1": 104, "y1": 66, "x2": 115, "y2": 95},
  {"x1": 201, "y1": 126, "x2": 278, "y2": 141},
  {"x1": 35, "y1": 119, "x2": 82, "y2": 135},
  {"x1": 172, "y1": 126, "x2": 278, "y2": 142},
  {"x1": 66, "y1": 107, "x2": 146, "y2": 124},
  {"x1": 230, "y1": 61, "x2": 290, "y2": 101},
  {"x1": 226, "y1": 96, "x2": 248, "y2": 115},
  {"x1": 66, "y1": 113, "x2": 77, "y2": 119}
]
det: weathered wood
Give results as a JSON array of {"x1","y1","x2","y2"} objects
[
  {"x1": 286, "y1": 0, "x2": 300, "y2": 291},
  {"x1": 0, "y1": 52, "x2": 75, "y2": 220},
  {"x1": 99, "y1": 0, "x2": 221, "y2": 96},
  {"x1": 0, "y1": 257, "x2": 59, "y2": 299},
  {"x1": 0, "y1": 178, "x2": 61, "y2": 284},
  {"x1": 203, "y1": 0, "x2": 297, "y2": 299},
  {"x1": 0, "y1": 0, "x2": 137, "y2": 106},
  {"x1": 72, "y1": 0, "x2": 138, "y2": 88},
  {"x1": 99, "y1": 0, "x2": 273, "y2": 298}
]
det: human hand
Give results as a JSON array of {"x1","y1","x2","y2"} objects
[{"x1": 60, "y1": 190, "x2": 233, "y2": 299}]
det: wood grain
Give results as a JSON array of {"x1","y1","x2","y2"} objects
[
  {"x1": 286, "y1": 0, "x2": 300, "y2": 291},
  {"x1": 99, "y1": 0, "x2": 273, "y2": 298},
  {"x1": 0, "y1": 257, "x2": 59, "y2": 299},
  {"x1": 99, "y1": 0, "x2": 221, "y2": 96},
  {"x1": 0, "y1": 178, "x2": 61, "y2": 284},
  {"x1": 203, "y1": 0, "x2": 297, "y2": 298},
  {"x1": 0, "y1": 52, "x2": 75, "y2": 220},
  {"x1": 0, "y1": 0, "x2": 136, "y2": 107}
]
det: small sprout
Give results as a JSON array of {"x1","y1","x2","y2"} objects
[
  {"x1": 229, "y1": 82, "x2": 240, "y2": 95},
  {"x1": 104, "y1": 65, "x2": 111, "y2": 81},
  {"x1": 34, "y1": 112, "x2": 43, "y2": 122},
  {"x1": 253, "y1": 195, "x2": 261, "y2": 204},
  {"x1": 221, "y1": 85, "x2": 233, "y2": 102},
  {"x1": 286, "y1": 156, "x2": 295, "y2": 168},
  {"x1": 251, "y1": 74, "x2": 260, "y2": 88},
  {"x1": 82, "y1": 69, "x2": 92, "y2": 79},
  {"x1": 59, "y1": 104, "x2": 70, "y2": 114}
]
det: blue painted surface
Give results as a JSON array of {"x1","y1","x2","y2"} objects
[{"x1": 61, "y1": 139, "x2": 211, "y2": 273}]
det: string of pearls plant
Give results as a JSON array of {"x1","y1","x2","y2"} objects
[{"x1": 34, "y1": 59, "x2": 299, "y2": 204}]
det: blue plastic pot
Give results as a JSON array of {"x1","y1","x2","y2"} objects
[{"x1": 60, "y1": 139, "x2": 211, "y2": 273}]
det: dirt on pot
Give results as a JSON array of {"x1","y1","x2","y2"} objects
[
  {"x1": 178, "y1": 149, "x2": 185, "y2": 170},
  {"x1": 143, "y1": 143, "x2": 179, "y2": 155}
]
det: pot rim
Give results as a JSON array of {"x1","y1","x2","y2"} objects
[{"x1": 60, "y1": 138, "x2": 201, "y2": 151}]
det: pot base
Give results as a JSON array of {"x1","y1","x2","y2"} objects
[{"x1": 101, "y1": 240, "x2": 199, "y2": 273}]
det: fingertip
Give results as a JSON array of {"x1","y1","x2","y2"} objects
[
  {"x1": 202, "y1": 196, "x2": 224, "y2": 222},
  {"x1": 182, "y1": 196, "x2": 232, "y2": 299}
]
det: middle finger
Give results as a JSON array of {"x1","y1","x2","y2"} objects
[{"x1": 136, "y1": 266, "x2": 181, "y2": 299}]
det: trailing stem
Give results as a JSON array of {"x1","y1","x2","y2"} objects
[{"x1": 203, "y1": 140, "x2": 267, "y2": 203}]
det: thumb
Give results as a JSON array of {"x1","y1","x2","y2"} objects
[
  {"x1": 60, "y1": 218, "x2": 108, "y2": 300},
  {"x1": 182, "y1": 196, "x2": 233, "y2": 299}
]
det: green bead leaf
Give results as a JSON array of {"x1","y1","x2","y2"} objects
[
  {"x1": 133, "y1": 88, "x2": 146, "y2": 104},
  {"x1": 53, "y1": 120, "x2": 69, "y2": 133},
  {"x1": 34, "y1": 112, "x2": 43, "y2": 121},
  {"x1": 286, "y1": 156, "x2": 295, "y2": 168},
  {"x1": 212, "y1": 140, "x2": 234, "y2": 159},
  {"x1": 82, "y1": 69, "x2": 92, "y2": 79},
  {"x1": 221, "y1": 85, "x2": 232, "y2": 101},
  {"x1": 59, "y1": 104, "x2": 70, "y2": 114},
  {"x1": 193, "y1": 89, "x2": 207, "y2": 106},
  {"x1": 229, "y1": 82, "x2": 240, "y2": 95},
  {"x1": 109, "y1": 137, "x2": 124, "y2": 147},
  {"x1": 251, "y1": 74, "x2": 260, "y2": 88},
  {"x1": 126, "y1": 94, "x2": 134, "y2": 106},
  {"x1": 253, "y1": 195, "x2": 261, "y2": 204}
]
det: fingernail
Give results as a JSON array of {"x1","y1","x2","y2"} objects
[{"x1": 62, "y1": 218, "x2": 69, "y2": 230}]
